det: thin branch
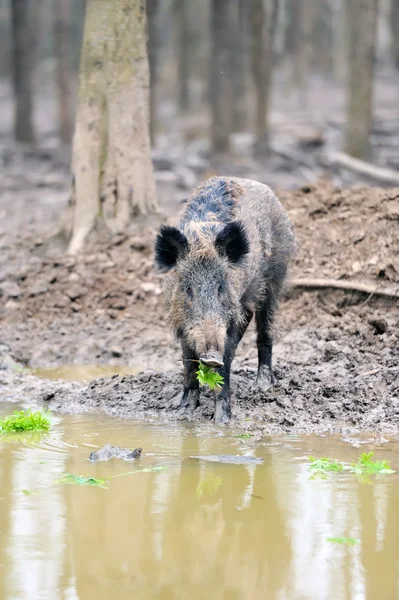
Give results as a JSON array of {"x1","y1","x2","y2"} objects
[{"x1": 290, "y1": 278, "x2": 399, "y2": 299}]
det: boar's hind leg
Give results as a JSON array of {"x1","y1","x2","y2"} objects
[
  {"x1": 214, "y1": 309, "x2": 253, "y2": 424},
  {"x1": 255, "y1": 294, "x2": 277, "y2": 393},
  {"x1": 180, "y1": 341, "x2": 200, "y2": 410}
]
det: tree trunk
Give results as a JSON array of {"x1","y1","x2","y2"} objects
[
  {"x1": 210, "y1": 0, "x2": 232, "y2": 153},
  {"x1": 11, "y1": 0, "x2": 35, "y2": 142},
  {"x1": 231, "y1": 0, "x2": 249, "y2": 132},
  {"x1": 391, "y1": 0, "x2": 399, "y2": 69},
  {"x1": 147, "y1": 0, "x2": 160, "y2": 144},
  {"x1": 68, "y1": 0, "x2": 158, "y2": 255},
  {"x1": 54, "y1": 0, "x2": 73, "y2": 145},
  {"x1": 293, "y1": 0, "x2": 316, "y2": 108},
  {"x1": 346, "y1": 0, "x2": 378, "y2": 159},
  {"x1": 333, "y1": 0, "x2": 348, "y2": 82},
  {"x1": 250, "y1": 0, "x2": 278, "y2": 154},
  {"x1": 177, "y1": 0, "x2": 190, "y2": 112}
]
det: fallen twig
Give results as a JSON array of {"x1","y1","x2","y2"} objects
[
  {"x1": 290, "y1": 278, "x2": 399, "y2": 299},
  {"x1": 328, "y1": 152, "x2": 399, "y2": 186}
]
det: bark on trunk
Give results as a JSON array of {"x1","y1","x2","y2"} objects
[
  {"x1": 210, "y1": 0, "x2": 232, "y2": 153},
  {"x1": 11, "y1": 0, "x2": 35, "y2": 143},
  {"x1": 69, "y1": 0, "x2": 157, "y2": 255},
  {"x1": 294, "y1": 0, "x2": 316, "y2": 108},
  {"x1": 391, "y1": 0, "x2": 399, "y2": 69},
  {"x1": 147, "y1": 0, "x2": 160, "y2": 143},
  {"x1": 346, "y1": 0, "x2": 378, "y2": 159},
  {"x1": 55, "y1": 0, "x2": 73, "y2": 144},
  {"x1": 177, "y1": 0, "x2": 190, "y2": 112},
  {"x1": 250, "y1": 0, "x2": 278, "y2": 154},
  {"x1": 231, "y1": 0, "x2": 249, "y2": 132}
]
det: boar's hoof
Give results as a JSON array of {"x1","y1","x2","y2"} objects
[
  {"x1": 256, "y1": 367, "x2": 275, "y2": 393},
  {"x1": 180, "y1": 388, "x2": 200, "y2": 410},
  {"x1": 214, "y1": 400, "x2": 231, "y2": 424}
]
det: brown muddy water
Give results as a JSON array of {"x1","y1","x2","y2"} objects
[
  {"x1": 31, "y1": 364, "x2": 142, "y2": 382},
  {"x1": 1, "y1": 401, "x2": 399, "y2": 599}
]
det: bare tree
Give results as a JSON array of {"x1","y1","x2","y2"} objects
[
  {"x1": 11, "y1": 0, "x2": 35, "y2": 142},
  {"x1": 54, "y1": 0, "x2": 73, "y2": 144},
  {"x1": 293, "y1": 0, "x2": 317, "y2": 107},
  {"x1": 177, "y1": 0, "x2": 190, "y2": 112},
  {"x1": 210, "y1": 0, "x2": 232, "y2": 152},
  {"x1": 231, "y1": 0, "x2": 249, "y2": 132},
  {"x1": 250, "y1": 0, "x2": 279, "y2": 153},
  {"x1": 391, "y1": 0, "x2": 399, "y2": 69},
  {"x1": 67, "y1": 0, "x2": 157, "y2": 254},
  {"x1": 346, "y1": 0, "x2": 378, "y2": 159},
  {"x1": 147, "y1": 0, "x2": 160, "y2": 143}
]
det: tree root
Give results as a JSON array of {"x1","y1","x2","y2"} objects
[{"x1": 290, "y1": 278, "x2": 399, "y2": 299}]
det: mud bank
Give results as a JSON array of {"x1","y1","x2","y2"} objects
[{"x1": 1, "y1": 355, "x2": 397, "y2": 436}]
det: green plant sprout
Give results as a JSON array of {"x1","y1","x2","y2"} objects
[
  {"x1": 308, "y1": 452, "x2": 395, "y2": 479},
  {"x1": 309, "y1": 457, "x2": 344, "y2": 474},
  {"x1": 0, "y1": 410, "x2": 51, "y2": 434},
  {"x1": 112, "y1": 465, "x2": 168, "y2": 478},
  {"x1": 56, "y1": 473, "x2": 109, "y2": 488},
  {"x1": 350, "y1": 452, "x2": 395, "y2": 475},
  {"x1": 327, "y1": 537, "x2": 358, "y2": 546},
  {"x1": 196, "y1": 361, "x2": 224, "y2": 391}
]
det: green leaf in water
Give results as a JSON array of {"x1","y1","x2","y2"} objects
[
  {"x1": 327, "y1": 537, "x2": 359, "y2": 546},
  {"x1": 349, "y1": 452, "x2": 395, "y2": 476},
  {"x1": 196, "y1": 473, "x2": 223, "y2": 498},
  {"x1": 21, "y1": 489, "x2": 38, "y2": 496},
  {"x1": 0, "y1": 410, "x2": 51, "y2": 434},
  {"x1": 235, "y1": 433, "x2": 252, "y2": 439},
  {"x1": 112, "y1": 465, "x2": 168, "y2": 479},
  {"x1": 56, "y1": 473, "x2": 108, "y2": 488},
  {"x1": 308, "y1": 457, "x2": 344, "y2": 473},
  {"x1": 196, "y1": 362, "x2": 224, "y2": 391}
]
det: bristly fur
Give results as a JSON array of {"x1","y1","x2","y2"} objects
[
  {"x1": 155, "y1": 225, "x2": 189, "y2": 272},
  {"x1": 215, "y1": 221, "x2": 249, "y2": 265},
  {"x1": 155, "y1": 176, "x2": 295, "y2": 422}
]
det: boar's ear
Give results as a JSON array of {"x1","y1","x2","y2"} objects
[
  {"x1": 215, "y1": 221, "x2": 249, "y2": 265},
  {"x1": 155, "y1": 225, "x2": 189, "y2": 272}
]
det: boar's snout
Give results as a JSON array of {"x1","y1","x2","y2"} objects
[{"x1": 200, "y1": 351, "x2": 224, "y2": 369}]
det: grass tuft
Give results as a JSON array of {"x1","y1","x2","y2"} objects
[
  {"x1": 196, "y1": 362, "x2": 224, "y2": 391},
  {"x1": 0, "y1": 410, "x2": 51, "y2": 434}
]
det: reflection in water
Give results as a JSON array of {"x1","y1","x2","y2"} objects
[
  {"x1": 32, "y1": 364, "x2": 142, "y2": 382},
  {"x1": 0, "y1": 411, "x2": 399, "y2": 599}
]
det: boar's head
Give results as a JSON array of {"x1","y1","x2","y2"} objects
[{"x1": 155, "y1": 221, "x2": 249, "y2": 367}]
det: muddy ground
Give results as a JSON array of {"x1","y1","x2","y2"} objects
[{"x1": 0, "y1": 83, "x2": 399, "y2": 435}]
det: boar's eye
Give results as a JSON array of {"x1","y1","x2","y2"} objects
[
  {"x1": 217, "y1": 283, "x2": 224, "y2": 297},
  {"x1": 186, "y1": 286, "x2": 194, "y2": 299}
]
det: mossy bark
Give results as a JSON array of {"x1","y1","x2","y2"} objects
[{"x1": 68, "y1": 0, "x2": 157, "y2": 254}]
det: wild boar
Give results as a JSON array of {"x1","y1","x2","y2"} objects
[{"x1": 155, "y1": 176, "x2": 295, "y2": 423}]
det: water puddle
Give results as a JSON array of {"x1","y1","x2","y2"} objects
[
  {"x1": 0, "y1": 401, "x2": 399, "y2": 599},
  {"x1": 31, "y1": 364, "x2": 142, "y2": 382}
]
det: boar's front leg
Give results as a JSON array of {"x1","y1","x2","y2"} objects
[
  {"x1": 180, "y1": 341, "x2": 200, "y2": 410},
  {"x1": 214, "y1": 310, "x2": 252, "y2": 424}
]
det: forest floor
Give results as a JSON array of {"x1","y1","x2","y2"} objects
[{"x1": 0, "y1": 79, "x2": 399, "y2": 435}]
